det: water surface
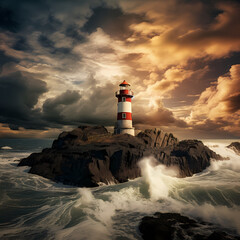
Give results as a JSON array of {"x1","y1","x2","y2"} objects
[{"x1": 0, "y1": 139, "x2": 239, "y2": 239}]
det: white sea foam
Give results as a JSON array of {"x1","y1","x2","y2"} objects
[
  {"x1": 184, "y1": 203, "x2": 240, "y2": 234},
  {"x1": 0, "y1": 146, "x2": 12, "y2": 150}
]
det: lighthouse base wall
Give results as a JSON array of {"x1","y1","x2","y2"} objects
[
  {"x1": 114, "y1": 127, "x2": 135, "y2": 136},
  {"x1": 117, "y1": 120, "x2": 132, "y2": 128}
]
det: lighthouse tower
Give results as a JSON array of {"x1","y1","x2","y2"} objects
[{"x1": 114, "y1": 80, "x2": 135, "y2": 136}]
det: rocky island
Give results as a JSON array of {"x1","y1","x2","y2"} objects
[
  {"x1": 18, "y1": 126, "x2": 222, "y2": 187},
  {"x1": 139, "y1": 212, "x2": 240, "y2": 240},
  {"x1": 227, "y1": 142, "x2": 240, "y2": 155}
]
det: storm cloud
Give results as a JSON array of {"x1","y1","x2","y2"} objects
[
  {"x1": 42, "y1": 90, "x2": 81, "y2": 124},
  {"x1": 0, "y1": 0, "x2": 240, "y2": 138},
  {"x1": 0, "y1": 71, "x2": 47, "y2": 129},
  {"x1": 82, "y1": 6, "x2": 146, "y2": 40}
]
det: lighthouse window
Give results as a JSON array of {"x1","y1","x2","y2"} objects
[
  {"x1": 122, "y1": 113, "x2": 126, "y2": 119},
  {"x1": 122, "y1": 97, "x2": 126, "y2": 102}
]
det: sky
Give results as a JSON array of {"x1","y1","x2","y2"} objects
[{"x1": 0, "y1": 0, "x2": 239, "y2": 139}]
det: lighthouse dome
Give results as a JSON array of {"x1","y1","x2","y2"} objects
[{"x1": 119, "y1": 80, "x2": 130, "y2": 86}]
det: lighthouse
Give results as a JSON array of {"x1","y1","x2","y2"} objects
[{"x1": 114, "y1": 80, "x2": 135, "y2": 136}]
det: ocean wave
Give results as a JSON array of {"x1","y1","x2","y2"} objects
[{"x1": 0, "y1": 141, "x2": 240, "y2": 239}]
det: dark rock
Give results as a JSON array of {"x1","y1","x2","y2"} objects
[
  {"x1": 139, "y1": 212, "x2": 240, "y2": 240},
  {"x1": 136, "y1": 128, "x2": 177, "y2": 148},
  {"x1": 18, "y1": 126, "x2": 223, "y2": 187},
  {"x1": 169, "y1": 140, "x2": 221, "y2": 177},
  {"x1": 227, "y1": 142, "x2": 240, "y2": 155},
  {"x1": 52, "y1": 125, "x2": 110, "y2": 149}
]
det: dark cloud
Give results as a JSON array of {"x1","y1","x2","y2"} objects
[
  {"x1": 0, "y1": 7, "x2": 19, "y2": 32},
  {"x1": 134, "y1": 105, "x2": 187, "y2": 128},
  {"x1": 0, "y1": 71, "x2": 48, "y2": 129},
  {"x1": 0, "y1": 51, "x2": 19, "y2": 72},
  {"x1": 8, "y1": 124, "x2": 19, "y2": 131},
  {"x1": 0, "y1": 0, "x2": 64, "y2": 36},
  {"x1": 38, "y1": 34, "x2": 72, "y2": 55},
  {"x1": 65, "y1": 24, "x2": 86, "y2": 42},
  {"x1": 41, "y1": 14, "x2": 61, "y2": 34},
  {"x1": 38, "y1": 35, "x2": 55, "y2": 49},
  {"x1": 82, "y1": 6, "x2": 146, "y2": 40},
  {"x1": 0, "y1": 1, "x2": 50, "y2": 34},
  {"x1": 43, "y1": 79, "x2": 117, "y2": 126},
  {"x1": 42, "y1": 90, "x2": 81, "y2": 124},
  {"x1": 13, "y1": 36, "x2": 32, "y2": 51},
  {"x1": 69, "y1": 81, "x2": 116, "y2": 126},
  {"x1": 38, "y1": 80, "x2": 117, "y2": 127}
]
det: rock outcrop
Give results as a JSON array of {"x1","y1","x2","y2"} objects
[
  {"x1": 139, "y1": 212, "x2": 240, "y2": 240},
  {"x1": 227, "y1": 142, "x2": 240, "y2": 155},
  {"x1": 18, "y1": 126, "x2": 222, "y2": 187}
]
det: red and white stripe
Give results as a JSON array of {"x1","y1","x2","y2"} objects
[{"x1": 114, "y1": 80, "x2": 135, "y2": 135}]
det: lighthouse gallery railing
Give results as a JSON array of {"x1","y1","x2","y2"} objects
[{"x1": 115, "y1": 90, "x2": 134, "y2": 97}]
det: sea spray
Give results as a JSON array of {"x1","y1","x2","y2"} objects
[
  {"x1": 77, "y1": 188, "x2": 94, "y2": 206},
  {"x1": 58, "y1": 186, "x2": 157, "y2": 240},
  {"x1": 138, "y1": 156, "x2": 178, "y2": 200},
  {"x1": 205, "y1": 141, "x2": 240, "y2": 160}
]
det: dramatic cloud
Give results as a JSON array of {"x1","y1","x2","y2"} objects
[
  {"x1": 188, "y1": 64, "x2": 240, "y2": 135},
  {"x1": 149, "y1": 67, "x2": 193, "y2": 97},
  {"x1": 134, "y1": 99, "x2": 187, "y2": 128},
  {"x1": 0, "y1": 0, "x2": 239, "y2": 138},
  {"x1": 82, "y1": 6, "x2": 145, "y2": 40},
  {"x1": 123, "y1": 0, "x2": 240, "y2": 68},
  {"x1": 0, "y1": 6, "x2": 20, "y2": 32},
  {"x1": 0, "y1": 71, "x2": 47, "y2": 129},
  {"x1": 42, "y1": 90, "x2": 81, "y2": 124}
]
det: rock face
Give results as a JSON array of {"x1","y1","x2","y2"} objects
[
  {"x1": 227, "y1": 142, "x2": 240, "y2": 155},
  {"x1": 18, "y1": 126, "x2": 222, "y2": 187},
  {"x1": 139, "y1": 212, "x2": 240, "y2": 240}
]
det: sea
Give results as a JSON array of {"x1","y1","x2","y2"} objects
[{"x1": 0, "y1": 138, "x2": 240, "y2": 240}]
